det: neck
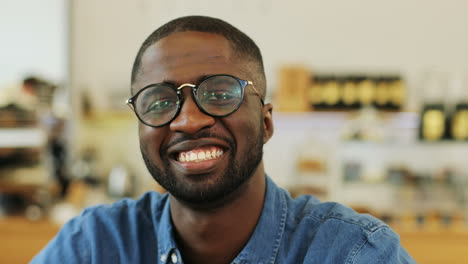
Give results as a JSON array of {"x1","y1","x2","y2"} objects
[{"x1": 169, "y1": 164, "x2": 266, "y2": 264}]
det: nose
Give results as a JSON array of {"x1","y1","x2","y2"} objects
[{"x1": 169, "y1": 92, "x2": 216, "y2": 134}]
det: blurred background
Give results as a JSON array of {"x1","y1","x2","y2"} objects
[{"x1": 1, "y1": 0, "x2": 468, "y2": 263}]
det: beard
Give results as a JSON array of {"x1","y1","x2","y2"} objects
[{"x1": 141, "y1": 128, "x2": 264, "y2": 205}]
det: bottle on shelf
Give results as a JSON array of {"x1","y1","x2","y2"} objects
[
  {"x1": 357, "y1": 75, "x2": 376, "y2": 108},
  {"x1": 388, "y1": 76, "x2": 406, "y2": 111},
  {"x1": 321, "y1": 75, "x2": 341, "y2": 109},
  {"x1": 341, "y1": 76, "x2": 359, "y2": 109},
  {"x1": 451, "y1": 104, "x2": 468, "y2": 141},
  {"x1": 447, "y1": 72, "x2": 468, "y2": 141},
  {"x1": 418, "y1": 71, "x2": 448, "y2": 141},
  {"x1": 374, "y1": 76, "x2": 390, "y2": 110},
  {"x1": 309, "y1": 75, "x2": 323, "y2": 110}
]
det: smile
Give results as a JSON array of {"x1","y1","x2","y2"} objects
[
  {"x1": 167, "y1": 138, "x2": 230, "y2": 173},
  {"x1": 177, "y1": 146, "x2": 224, "y2": 163}
]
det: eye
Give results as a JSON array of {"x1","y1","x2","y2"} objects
[
  {"x1": 202, "y1": 90, "x2": 237, "y2": 102},
  {"x1": 144, "y1": 97, "x2": 178, "y2": 114},
  {"x1": 197, "y1": 76, "x2": 243, "y2": 108},
  {"x1": 136, "y1": 84, "x2": 179, "y2": 116}
]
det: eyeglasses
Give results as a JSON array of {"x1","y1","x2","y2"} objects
[{"x1": 126, "y1": 74, "x2": 264, "y2": 127}]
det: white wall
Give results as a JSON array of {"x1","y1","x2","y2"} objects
[
  {"x1": 0, "y1": 0, "x2": 68, "y2": 85},
  {"x1": 71, "y1": 0, "x2": 468, "y2": 111}
]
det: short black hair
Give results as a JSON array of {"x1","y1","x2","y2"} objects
[{"x1": 130, "y1": 16, "x2": 266, "y2": 97}]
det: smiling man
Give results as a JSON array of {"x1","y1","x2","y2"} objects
[
  {"x1": 133, "y1": 31, "x2": 268, "y2": 209},
  {"x1": 33, "y1": 16, "x2": 415, "y2": 264}
]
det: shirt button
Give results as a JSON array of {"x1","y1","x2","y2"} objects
[
  {"x1": 171, "y1": 252, "x2": 178, "y2": 263},
  {"x1": 160, "y1": 254, "x2": 167, "y2": 262}
]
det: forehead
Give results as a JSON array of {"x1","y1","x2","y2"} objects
[{"x1": 134, "y1": 31, "x2": 248, "y2": 89}]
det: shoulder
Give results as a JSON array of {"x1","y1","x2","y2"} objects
[
  {"x1": 280, "y1": 189, "x2": 385, "y2": 229},
  {"x1": 31, "y1": 191, "x2": 168, "y2": 263},
  {"x1": 67, "y1": 191, "x2": 169, "y2": 242},
  {"x1": 80, "y1": 191, "x2": 168, "y2": 223},
  {"x1": 280, "y1": 192, "x2": 415, "y2": 263},
  {"x1": 289, "y1": 195, "x2": 386, "y2": 231}
]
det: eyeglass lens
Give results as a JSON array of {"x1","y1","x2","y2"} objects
[
  {"x1": 196, "y1": 75, "x2": 243, "y2": 116},
  {"x1": 134, "y1": 75, "x2": 244, "y2": 126}
]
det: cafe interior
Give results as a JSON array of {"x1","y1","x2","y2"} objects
[{"x1": 1, "y1": 1, "x2": 468, "y2": 263}]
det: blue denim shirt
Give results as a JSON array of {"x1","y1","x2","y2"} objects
[{"x1": 32, "y1": 176, "x2": 415, "y2": 263}]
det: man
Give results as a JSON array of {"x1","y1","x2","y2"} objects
[{"x1": 33, "y1": 16, "x2": 415, "y2": 263}]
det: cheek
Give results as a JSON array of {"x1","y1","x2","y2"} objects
[
  {"x1": 224, "y1": 110, "x2": 263, "y2": 149},
  {"x1": 138, "y1": 125, "x2": 164, "y2": 160}
]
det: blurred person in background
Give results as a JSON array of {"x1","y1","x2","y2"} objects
[
  {"x1": 33, "y1": 16, "x2": 415, "y2": 263},
  {"x1": 0, "y1": 76, "x2": 41, "y2": 112},
  {"x1": 0, "y1": 75, "x2": 70, "y2": 199}
]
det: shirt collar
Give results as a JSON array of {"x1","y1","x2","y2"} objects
[
  {"x1": 155, "y1": 176, "x2": 287, "y2": 264},
  {"x1": 232, "y1": 176, "x2": 287, "y2": 264}
]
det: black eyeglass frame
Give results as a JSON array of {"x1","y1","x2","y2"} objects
[{"x1": 126, "y1": 74, "x2": 264, "y2": 128}]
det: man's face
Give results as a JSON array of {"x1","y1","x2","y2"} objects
[{"x1": 133, "y1": 31, "x2": 272, "y2": 204}]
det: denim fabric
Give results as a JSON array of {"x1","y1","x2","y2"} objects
[{"x1": 32, "y1": 176, "x2": 416, "y2": 263}]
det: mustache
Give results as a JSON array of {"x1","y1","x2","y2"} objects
[{"x1": 162, "y1": 130, "x2": 235, "y2": 153}]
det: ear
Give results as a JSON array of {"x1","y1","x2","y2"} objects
[{"x1": 262, "y1": 103, "x2": 274, "y2": 144}]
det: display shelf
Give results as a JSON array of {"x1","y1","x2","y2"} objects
[
  {"x1": 265, "y1": 111, "x2": 468, "y2": 216},
  {"x1": 0, "y1": 126, "x2": 50, "y2": 213},
  {"x1": 0, "y1": 128, "x2": 46, "y2": 148},
  {"x1": 272, "y1": 111, "x2": 419, "y2": 130}
]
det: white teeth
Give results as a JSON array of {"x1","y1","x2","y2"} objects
[
  {"x1": 198, "y1": 152, "x2": 206, "y2": 160},
  {"x1": 178, "y1": 148, "x2": 224, "y2": 162},
  {"x1": 190, "y1": 152, "x2": 197, "y2": 161}
]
